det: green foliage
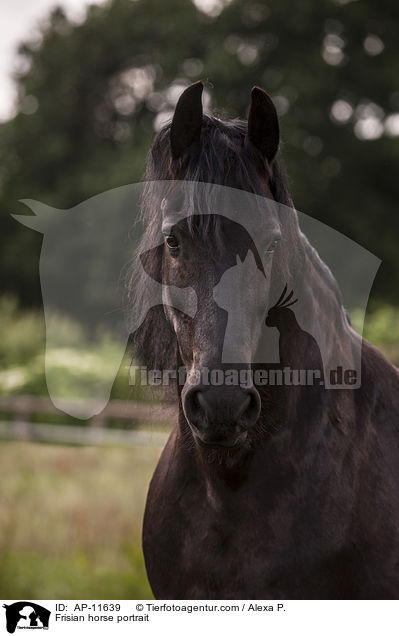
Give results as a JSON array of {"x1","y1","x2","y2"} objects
[
  {"x1": 351, "y1": 303, "x2": 399, "y2": 364},
  {"x1": 0, "y1": 297, "x2": 151, "y2": 403},
  {"x1": 0, "y1": 0, "x2": 398, "y2": 308},
  {"x1": 352, "y1": 304, "x2": 399, "y2": 347},
  {"x1": 0, "y1": 297, "x2": 45, "y2": 367}
]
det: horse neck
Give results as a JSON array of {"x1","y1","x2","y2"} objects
[
  {"x1": 252, "y1": 220, "x2": 356, "y2": 429},
  {"x1": 285, "y1": 216, "x2": 354, "y2": 366}
]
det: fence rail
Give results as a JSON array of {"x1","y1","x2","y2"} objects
[{"x1": 0, "y1": 395, "x2": 175, "y2": 447}]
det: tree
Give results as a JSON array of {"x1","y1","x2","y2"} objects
[{"x1": 0, "y1": 0, "x2": 398, "y2": 307}]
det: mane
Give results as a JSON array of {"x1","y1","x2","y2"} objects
[
  {"x1": 299, "y1": 231, "x2": 343, "y2": 306},
  {"x1": 145, "y1": 115, "x2": 292, "y2": 205},
  {"x1": 130, "y1": 114, "x2": 343, "y2": 371}
]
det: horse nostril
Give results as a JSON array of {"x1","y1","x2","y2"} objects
[
  {"x1": 182, "y1": 384, "x2": 261, "y2": 431},
  {"x1": 182, "y1": 386, "x2": 202, "y2": 426},
  {"x1": 244, "y1": 386, "x2": 261, "y2": 427}
]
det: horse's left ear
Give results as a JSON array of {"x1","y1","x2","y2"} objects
[
  {"x1": 170, "y1": 81, "x2": 203, "y2": 160},
  {"x1": 246, "y1": 86, "x2": 280, "y2": 163}
]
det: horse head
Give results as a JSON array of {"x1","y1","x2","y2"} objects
[{"x1": 137, "y1": 82, "x2": 298, "y2": 450}]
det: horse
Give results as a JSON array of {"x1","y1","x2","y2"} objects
[{"x1": 133, "y1": 81, "x2": 399, "y2": 599}]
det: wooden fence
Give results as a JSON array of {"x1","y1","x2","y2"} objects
[{"x1": 0, "y1": 395, "x2": 176, "y2": 447}]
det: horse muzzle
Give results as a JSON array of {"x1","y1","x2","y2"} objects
[{"x1": 182, "y1": 383, "x2": 261, "y2": 449}]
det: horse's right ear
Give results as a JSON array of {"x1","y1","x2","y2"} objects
[
  {"x1": 170, "y1": 81, "x2": 203, "y2": 160},
  {"x1": 246, "y1": 86, "x2": 280, "y2": 163}
]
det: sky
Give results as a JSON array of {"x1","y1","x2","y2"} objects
[{"x1": 0, "y1": 0, "x2": 106, "y2": 122}]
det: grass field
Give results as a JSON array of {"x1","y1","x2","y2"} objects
[{"x1": 0, "y1": 441, "x2": 160, "y2": 599}]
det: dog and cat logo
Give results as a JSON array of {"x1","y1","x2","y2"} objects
[{"x1": 2, "y1": 603, "x2": 50, "y2": 633}]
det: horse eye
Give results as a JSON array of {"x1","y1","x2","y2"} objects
[
  {"x1": 266, "y1": 239, "x2": 280, "y2": 253},
  {"x1": 166, "y1": 235, "x2": 179, "y2": 251}
]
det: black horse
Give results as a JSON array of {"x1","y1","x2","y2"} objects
[{"x1": 134, "y1": 81, "x2": 399, "y2": 599}]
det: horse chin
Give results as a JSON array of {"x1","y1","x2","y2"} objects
[{"x1": 193, "y1": 430, "x2": 248, "y2": 451}]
